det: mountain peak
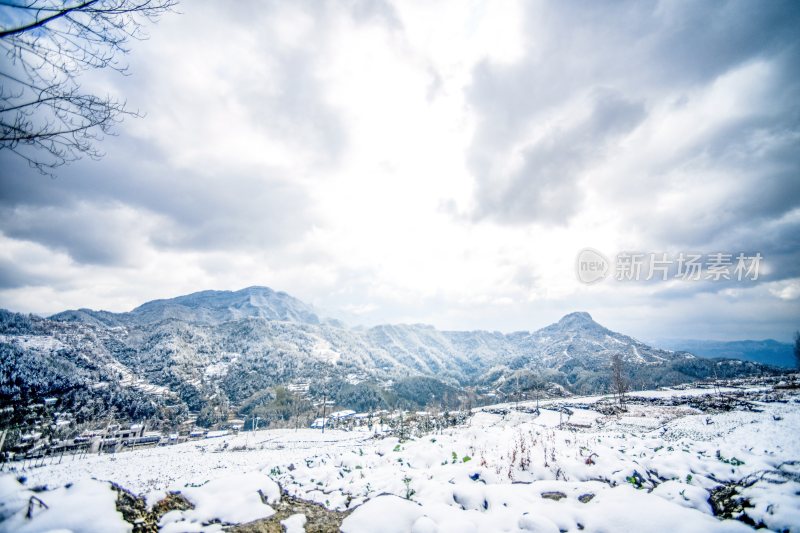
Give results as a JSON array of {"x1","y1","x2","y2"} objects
[
  {"x1": 129, "y1": 286, "x2": 323, "y2": 325},
  {"x1": 557, "y1": 311, "x2": 594, "y2": 326},
  {"x1": 239, "y1": 286, "x2": 278, "y2": 295}
]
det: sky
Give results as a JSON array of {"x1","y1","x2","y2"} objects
[{"x1": 0, "y1": 0, "x2": 799, "y2": 342}]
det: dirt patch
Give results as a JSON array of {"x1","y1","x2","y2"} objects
[
  {"x1": 231, "y1": 492, "x2": 352, "y2": 533},
  {"x1": 113, "y1": 481, "x2": 345, "y2": 533},
  {"x1": 708, "y1": 482, "x2": 759, "y2": 527},
  {"x1": 112, "y1": 483, "x2": 194, "y2": 533}
]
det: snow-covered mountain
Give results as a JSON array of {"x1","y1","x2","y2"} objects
[
  {"x1": 521, "y1": 311, "x2": 682, "y2": 366},
  {"x1": 50, "y1": 286, "x2": 330, "y2": 327},
  {"x1": 1, "y1": 288, "x2": 777, "y2": 426}
]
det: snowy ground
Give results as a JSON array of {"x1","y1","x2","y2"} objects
[{"x1": 1, "y1": 381, "x2": 799, "y2": 532}]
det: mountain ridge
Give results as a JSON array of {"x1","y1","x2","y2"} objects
[
  {"x1": 655, "y1": 338, "x2": 795, "y2": 368},
  {"x1": 50, "y1": 286, "x2": 331, "y2": 327},
  {"x1": 1, "y1": 287, "x2": 782, "y2": 429}
]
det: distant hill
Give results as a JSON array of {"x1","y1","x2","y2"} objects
[{"x1": 656, "y1": 338, "x2": 795, "y2": 368}]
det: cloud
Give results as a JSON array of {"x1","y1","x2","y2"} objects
[
  {"x1": 0, "y1": 145, "x2": 315, "y2": 261},
  {"x1": 0, "y1": 256, "x2": 59, "y2": 290},
  {"x1": 465, "y1": 0, "x2": 800, "y2": 228},
  {"x1": 470, "y1": 89, "x2": 646, "y2": 224},
  {"x1": 0, "y1": 0, "x2": 798, "y2": 341},
  {"x1": 0, "y1": 235, "x2": 78, "y2": 291},
  {"x1": 0, "y1": 202, "x2": 152, "y2": 266},
  {"x1": 768, "y1": 278, "x2": 800, "y2": 301},
  {"x1": 0, "y1": 1, "x2": 352, "y2": 262}
]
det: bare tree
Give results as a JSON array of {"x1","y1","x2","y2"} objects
[
  {"x1": 0, "y1": 0, "x2": 176, "y2": 173},
  {"x1": 611, "y1": 353, "x2": 627, "y2": 407}
]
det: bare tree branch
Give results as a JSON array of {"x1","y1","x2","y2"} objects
[
  {"x1": 0, "y1": 0, "x2": 176, "y2": 174},
  {"x1": 0, "y1": 1, "x2": 99, "y2": 39}
]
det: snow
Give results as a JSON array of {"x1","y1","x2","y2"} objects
[
  {"x1": 341, "y1": 495, "x2": 423, "y2": 533},
  {"x1": 0, "y1": 478, "x2": 130, "y2": 533},
  {"x1": 651, "y1": 480, "x2": 713, "y2": 514},
  {"x1": 340, "y1": 483, "x2": 752, "y2": 533},
  {"x1": 281, "y1": 513, "x2": 307, "y2": 533},
  {"x1": 2, "y1": 429, "x2": 372, "y2": 502},
  {"x1": 633, "y1": 345, "x2": 643, "y2": 361},
  {"x1": 203, "y1": 361, "x2": 231, "y2": 378},
  {"x1": 312, "y1": 339, "x2": 342, "y2": 364},
  {"x1": 740, "y1": 479, "x2": 800, "y2": 532},
  {"x1": 0, "y1": 334, "x2": 66, "y2": 352},
  {"x1": 2, "y1": 384, "x2": 799, "y2": 532},
  {"x1": 628, "y1": 387, "x2": 768, "y2": 399},
  {"x1": 329, "y1": 410, "x2": 357, "y2": 419},
  {"x1": 517, "y1": 513, "x2": 560, "y2": 533},
  {"x1": 159, "y1": 472, "x2": 279, "y2": 531}
]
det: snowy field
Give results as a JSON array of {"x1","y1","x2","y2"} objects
[{"x1": 1, "y1": 382, "x2": 799, "y2": 532}]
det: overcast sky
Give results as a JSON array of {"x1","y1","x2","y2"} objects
[{"x1": 1, "y1": 0, "x2": 799, "y2": 342}]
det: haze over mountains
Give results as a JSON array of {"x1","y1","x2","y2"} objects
[
  {"x1": 655, "y1": 338, "x2": 795, "y2": 369},
  {"x1": 0, "y1": 286, "x2": 781, "y2": 428}
]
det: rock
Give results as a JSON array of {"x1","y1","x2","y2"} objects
[
  {"x1": 578, "y1": 493, "x2": 594, "y2": 503},
  {"x1": 540, "y1": 491, "x2": 566, "y2": 501}
]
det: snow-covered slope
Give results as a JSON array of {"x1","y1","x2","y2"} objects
[
  {"x1": 0, "y1": 310, "x2": 183, "y2": 425},
  {"x1": 4, "y1": 380, "x2": 798, "y2": 532}
]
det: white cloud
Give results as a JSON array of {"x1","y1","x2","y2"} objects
[{"x1": 769, "y1": 279, "x2": 800, "y2": 301}]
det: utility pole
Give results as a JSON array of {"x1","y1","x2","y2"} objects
[
  {"x1": 399, "y1": 409, "x2": 404, "y2": 441},
  {"x1": 321, "y1": 390, "x2": 327, "y2": 434},
  {"x1": 0, "y1": 429, "x2": 7, "y2": 470},
  {"x1": 293, "y1": 391, "x2": 298, "y2": 432},
  {"x1": 99, "y1": 414, "x2": 113, "y2": 456}
]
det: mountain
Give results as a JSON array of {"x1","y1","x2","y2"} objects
[
  {"x1": 50, "y1": 286, "x2": 328, "y2": 327},
  {"x1": 1, "y1": 288, "x2": 782, "y2": 429},
  {"x1": 655, "y1": 338, "x2": 796, "y2": 368},
  {"x1": 0, "y1": 310, "x2": 186, "y2": 428},
  {"x1": 517, "y1": 311, "x2": 682, "y2": 366}
]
